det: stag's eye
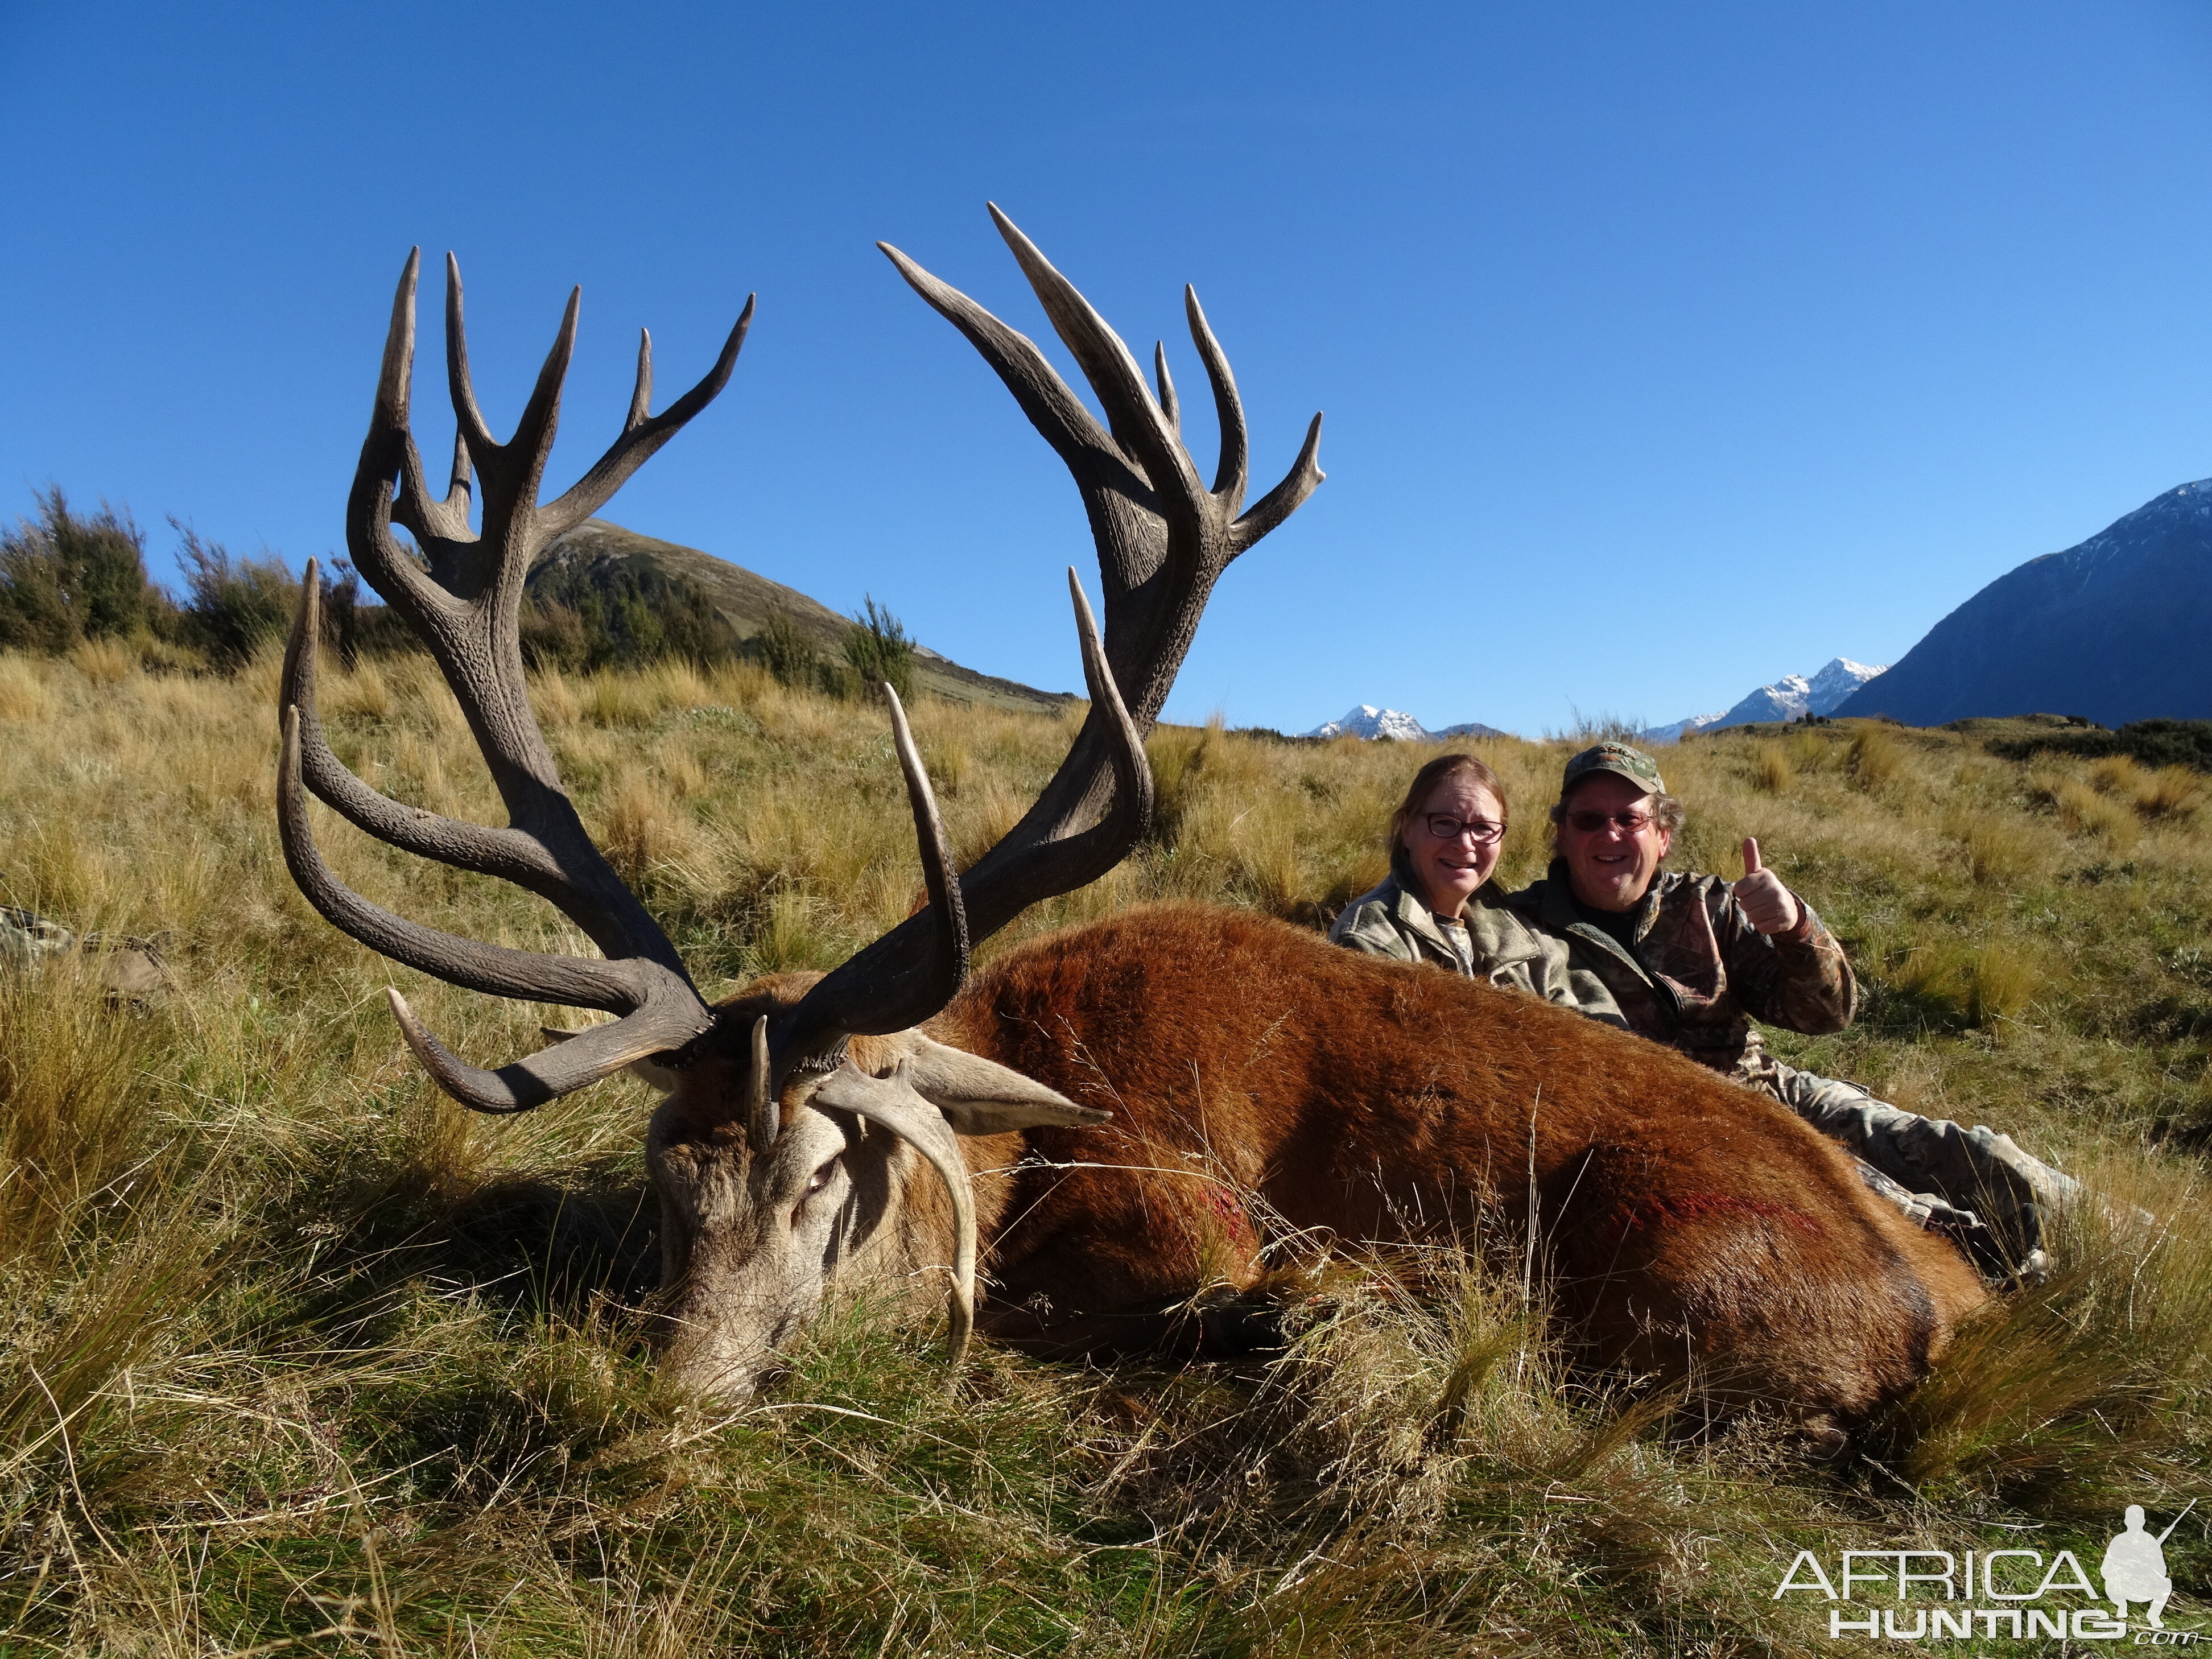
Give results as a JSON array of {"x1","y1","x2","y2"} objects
[{"x1": 804, "y1": 1155, "x2": 842, "y2": 1199}]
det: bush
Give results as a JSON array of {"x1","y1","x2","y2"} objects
[
  {"x1": 521, "y1": 558, "x2": 734, "y2": 674},
  {"x1": 752, "y1": 611, "x2": 819, "y2": 688},
  {"x1": 172, "y1": 526, "x2": 299, "y2": 666},
  {"x1": 1990, "y1": 719, "x2": 2212, "y2": 775},
  {"x1": 0, "y1": 490, "x2": 174, "y2": 653},
  {"x1": 842, "y1": 596, "x2": 915, "y2": 705}
]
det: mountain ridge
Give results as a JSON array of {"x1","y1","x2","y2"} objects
[
  {"x1": 1833, "y1": 479, "x2": 2212, "y2": 727},
  {"x1": 1645, "y1": 657, "x2": 1887, "y2": 743},
  {"x1": 1301, "y1": 705, "x2": 1510, "y2": 742}
]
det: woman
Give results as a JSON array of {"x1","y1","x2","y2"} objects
[
  {"x1": 1338, "y1": 744, "x2": 2088, "y2": 1284},
  {"x1": 1328, "y1": 754, "x2": 1622, "y2": 1016}
]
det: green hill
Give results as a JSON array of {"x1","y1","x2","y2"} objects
[{"x1": 531, "y1": 519, "x2": 1074, "y2": 715}]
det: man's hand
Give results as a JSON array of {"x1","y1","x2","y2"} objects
[{"x1": 1736, "y1": 838, "x2": 1802, "y2": 936}]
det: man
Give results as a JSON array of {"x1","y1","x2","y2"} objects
[
  {"x1": 1478, "y1": 742, "x2": 2079, "y2": 1282},
  {"x1": 2102, "y1": 1506, "x2": 2174, "y2": 1629}
]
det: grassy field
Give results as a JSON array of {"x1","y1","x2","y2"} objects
[{"x1": 3, "y1": 642, "x2": 2211, "y2": 1655}]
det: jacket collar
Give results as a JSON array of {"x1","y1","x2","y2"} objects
[
  {"x1": 1385, "y1": 870, "x2": 1463, "y2": 963},
  {"x1": 1521, "y1": 858, "x2": 1662, "y2": 984}
]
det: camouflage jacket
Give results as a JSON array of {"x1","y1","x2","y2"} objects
[
  {"x1": 1493, "y1": 860, "x2": 1856, "y2": 1084},
  {"x1": 1327, "y1": 861, "x2": 1634, "y2": 1025}
]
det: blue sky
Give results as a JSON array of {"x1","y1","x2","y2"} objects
[{"x1": 5, "y1": 2, "x2": 2211, "y2": 734}]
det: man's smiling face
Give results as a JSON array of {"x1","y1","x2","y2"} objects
[{"x1": 1559, "y1": 772, "x2": 1673, "y2": 914}]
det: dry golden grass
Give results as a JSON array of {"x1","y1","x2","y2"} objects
[
  {"x1": 1753, "y1": 743, "x2": 1794, "y2": 794},
  {"x1": 0, "y1": 653, "x2": 53, "y2": 722},
  {"x1": 4, "y1": 652, "x2": 2211, "y2": 1655},
  {"x1": 1847, "y1": 723, "x2": 1902, "y2": 787}
]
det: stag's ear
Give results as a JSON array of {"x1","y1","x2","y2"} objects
[
  {"x1": 542, "y1": 1026, "x2": 682, "y2": 1094},
  {"x1": 880, "y1": 1033, "x2": 1109, "y2": 1134}
]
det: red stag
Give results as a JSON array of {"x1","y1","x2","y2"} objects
[{"x1": 277, "y1": 209, "x2": 1983, "y2": 1437}]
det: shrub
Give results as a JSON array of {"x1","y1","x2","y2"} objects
[
  {"x1": 843, "y1": 596, "x2": 915, "y2": 705},
  {"x1": 521, "y1": 557, "x2": 734, "y2": 673},
  {"x1": 1990, "y1": 719, "x2": 2212, "y2": 775},
  {"x1": 173, "y1": 526, "x2": 298, "y2": 665},
  {"x1": 753, "y1": 610, "x2": 820, "y2": 688},
  {"x1": 0, "y1": 490, "x2": 174, "y2": 653}
]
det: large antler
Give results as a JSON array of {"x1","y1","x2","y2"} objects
[
  {"x1": 277, "y1": 250, "x2": 754, "y2": 1112},
  {"x1": 761, "y1": 205, "x2": 1324, "y2": 1095}
]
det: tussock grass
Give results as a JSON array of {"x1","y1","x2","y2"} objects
[
  {"x1": 1754, "y1": 742, "x2": 1794, "y2": 794},
  {"x1": 1847, "y1": 723, "x2": 1901, "y2": 788},
  {"x1": 5, "y1": 654, "x2": 2212, "y2": 1653}
]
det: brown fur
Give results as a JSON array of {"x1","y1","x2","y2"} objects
[{"x1": 904, "y1": 903, "x2": 1985, "y2": 1427}]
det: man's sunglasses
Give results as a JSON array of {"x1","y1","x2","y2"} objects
[
  {"x1": 1565, "y1": 809, "x2": 1654, "y2": 834},
  {"x1": 1423, "y1": 814, "x2": 1507, "y2": 845}
]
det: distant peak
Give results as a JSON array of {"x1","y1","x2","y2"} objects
[{"x1": 1305, "y1": 705, "x2": 1429, "y2": 741}]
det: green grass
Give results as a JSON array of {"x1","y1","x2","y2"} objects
[{"x1": 4, "y1": 655, "x2": 2212, "y2": 1654}]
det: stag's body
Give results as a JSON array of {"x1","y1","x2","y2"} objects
[
  {"x1": 654, "y1": 905, "x2": 1985, "y2": 1426},
  {"x1": 286, "y1": 216, "x2": 1980, "y2": 1446}
]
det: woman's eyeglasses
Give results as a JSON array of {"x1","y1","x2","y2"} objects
[
  {"x1": 1565, "y1": 809, "x2": 1654, "y2": 834},
  {"x1": 1423, "y1": 814, "x2": 1507, "y2": 845}
]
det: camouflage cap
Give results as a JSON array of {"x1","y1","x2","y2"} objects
[{"x1": 1559, "y1": 742, "x2": 1666, "y2": 802}]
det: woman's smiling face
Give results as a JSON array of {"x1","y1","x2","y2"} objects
[{"x1": 1402, "y1": 775, "x2": 1507, "y2": 914}]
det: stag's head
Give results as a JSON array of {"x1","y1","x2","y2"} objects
[{"x1": 279, "y1": 208, "x2": 1322, "y2": 1400}]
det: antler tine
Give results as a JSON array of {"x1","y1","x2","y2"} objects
[
  {"x1": 1229, "y1": 411, "x2": 1325, "y2": 557},
  {"x1": 1182, "y1": 287, "x2": 1246, "y2": 506},
  {"x1": 345, "y1": 253, "x2": 453, "y2": 625},
  {"x1": 490, "y1": 284, "x2": 583, "y2": 563},
  {"x1": 955, "y1": 569, "x2": 1150, "y2": 930},
  {"x1": 884, "y1": 682, "x2": 970, "y2": 997},
  {"x1": 627, "y1": 328, "x2": 653, "y2": 430},
  {"x1": 775, "y1": 680, "x2": 973, "y2": 1068},
  {"x1": 744, "y1": 1014, "x2": 775, "y2": 1154},
  {"x1": 543, "y1": 294, "x2": 756, "y2": 536},
  {"x1": 985, "y1": 204, "x2": 1206, "y2": 535},
  {"x1": 278, "y1": 709, "x2": 652, "y2": 1012},
  {"x1": 774, "y1": 571, "x2": 1145, "y2": 1073},
  {"x1": 1153, "y1": 341, "x2": 1181, "y2": 440},
  {"x1": 442, "y1": 251, "x2": 497, "y2": 462},
  {"x1": 388, "y1": 987, "x2": 712, "y2": 1116},
  {"x1": 283, "y1": 563, "x2": 570, "y2": 893},
  {"x1": 443, "y1": 428, "x2": 472, "y2": 518},
  {"x1": 876, "y1": 240, "x2": 1136, "y2": 506}
]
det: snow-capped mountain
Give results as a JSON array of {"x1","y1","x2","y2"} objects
[
  {"x1": 1305, "y1": 705, "x2": 1431, "y2": 741},
  {"x1": 1644, "y1": 658, "x2": 1888, "y2": 744},
  {"x1": 1301, "y1": 707, "x2": 1512, "y2": 741}
]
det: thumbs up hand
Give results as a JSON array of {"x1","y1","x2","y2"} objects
[{"x1": 1735, "y1": 837, "x2": 1802, "y2": 935}]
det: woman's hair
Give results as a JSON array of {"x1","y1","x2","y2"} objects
[
  {"x1": 1546, "y1": 775, "x2": 1687, "y2": 859},
  {"x1": 1389, "y1": 753, "x2": 1508, "y2": 859}
]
